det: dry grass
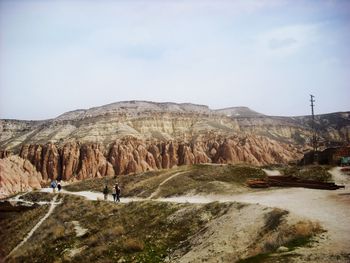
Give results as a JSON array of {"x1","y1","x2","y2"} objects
[
  {"x1": 0, "y1": 204, "x2": 49, "y2": 258},
  {"x1": 63, "y1": 164, "x2": 266, "y2": 198},
  {"x1": 292, "y1": 221, "x2": 322, "y2": 239},
  {"x1": 4, "y1": 191, "x2": 324, "y2": 263},
  {"x1": 282, "y1": 165, "x2": 332, "y2": 182},
  {"x1": 241, "y1": 209, "x2": 323, "y2": 263},
  {"x1": 154, "y1": 164, "x2": 266, "y2": 197},
  {"x1": 64, "y1": 167, "x2": 185, "y2": 197},
  {"x1": 20, "y1": 191, "x2": 54, "y2": 202},
  {"x1": 261, "y1": 218, "x2": 323, "y2": 253},
  {"x1": 264, "y1": 209, "x2": 289, "y2": 232},
  {"x1": 8, "y1": 193, "x2": 234, "y2": 262},
  {"x1": 6, "y1": 195, "x2": 238, "y2": 262},
  {"x1": 123, "y1": 238, "x2": 144, "y2": 252}
]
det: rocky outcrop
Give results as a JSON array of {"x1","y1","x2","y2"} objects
[
  {"x1": 61, "y1": 142, "x2": 80, "y2": 181},
  {"x1": 77, "y1": 144, "x2": 114, "y2": 180},
  {"x1": 17, "y1": 136, "x2": 301, "y2": 182},
  {"x1": 19, "y1": 142, "x2": 114, "y2": 181},
  {"x1": 0, "y1": 156, "x2": 42, "y2": 199},
  {"x1": 19, "y1": 143, "x2": 61, "y2": 181},
  {"x1": 0, "y1": 150, "x2": 10, "y2": 159}
]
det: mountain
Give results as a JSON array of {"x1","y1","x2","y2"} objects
[
  {"x1": 1, "y1": 101, "x2": 349, "y2": 150},
  {"x1": 0, "y1": 101, "x2": 349, "y2": 190}
]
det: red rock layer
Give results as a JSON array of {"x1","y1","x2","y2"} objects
[
  {"x1": 0, "y1": 150, "x2": 10, "y2": 159},
  {"x1": 18, "y1": 136, "x2": 301, "y2": 181},
  {"x1": 19, "y1": 142, "x2": 114, "y2": 181},
  {"x1": 0, "y1": 156, "x2": 42, "y2": 199}
]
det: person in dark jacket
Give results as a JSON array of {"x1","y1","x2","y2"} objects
[
  {"x1": 115, "y1": 183, "x2": 121, "y2": 202},
  {"x1": 57, "y1": 182, "x2": 62, "y2": 192}
]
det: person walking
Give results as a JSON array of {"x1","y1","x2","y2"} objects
[
  {"x1": 57, "y1": 182, "x2": 62, "y2": 192},
  {"x1": 50, "y1": 180, "x2": 57, "y2": 193},
  {"x1": 115, "y1": 183, "x2": 121, "y2": 202},
  {"x1": 112, "y1": 186, "x2": 117, "y2": 202},
  {"x1": 103, "y1": 185, "x2": 109, "y2": 201}
]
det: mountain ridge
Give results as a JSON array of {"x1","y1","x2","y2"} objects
[{"x1": 1, "y1": 100, "x2": 349, "y2": 152}]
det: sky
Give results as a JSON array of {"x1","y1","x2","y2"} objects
[{"x1": 0, "y1": 0, "x2": 349, "y2": 120}]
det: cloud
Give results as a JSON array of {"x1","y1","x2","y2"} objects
[
  {"x1": 257, "y1": 24, "x2": 319, "y2": 56},
  {"x1": 269, "y1": 37, "x2": 297, "y2": 49}
]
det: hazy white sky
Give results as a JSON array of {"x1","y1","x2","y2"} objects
[{"x1": 0, "y1": 0, "x2": 349, "y2": 120}]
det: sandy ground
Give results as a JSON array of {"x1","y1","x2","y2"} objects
[
  {"x1": 159, "y1": 167, "x2": 350, "y2": 261},
  {"x1": 262, "y1": 168, "x2": 281, "y2": 176},
  {"x1": 40, "y1": 188, "x2": 144, "y2": 203}
]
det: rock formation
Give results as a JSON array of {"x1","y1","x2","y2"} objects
[
  {"x1": 19, "y1": 142, "x2": 114, "y2": 181},
  {"x1": 0, "y1": 150, "x2": 10, "y2": 159},
  {"x1": 15, "y1": 135, "x2": 301, "y2": 182},
  {"x1": 0, "y1": 156, "x2": 42, "y2": 199}
]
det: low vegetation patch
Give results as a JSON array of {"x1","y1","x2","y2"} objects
[
  {"x1": 0, "y1": 204, "x2": 49, "y2": 258},
  {"x1": 64, "y1": 167, "x2": 184, "y2": 197},
  {"x1": 8, "y1": 194, "x2": 233, "y2": 262},
  {"x1": 241, "y1": 208, "x2": 323, "y2": 262},
  {"x1": 19, "y1": 191, "x2": 53, "y2": 202},
  {"x1": 155, "y1": 164, "x2": 266, "y2": 197},
  {"x1": 282, "y1": 165, "x2": 332, "y2": 182},
  {"x1": 63, "y1": 164, "x2": 266, "y2": 198}
]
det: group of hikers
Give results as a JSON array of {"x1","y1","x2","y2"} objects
[
  {"x1": 103, "y1": 183, "x2": 121, "y2": 202},
  {"x1": 50, "y1": 179, "x2": 62, "y2": 193},
  {"x1": 50, "y1": 179, "x2": 121, "y2": 203}
]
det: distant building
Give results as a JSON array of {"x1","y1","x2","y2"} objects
[{"x1": 300, "y1": 146, "x2": 350, "y2": 165}]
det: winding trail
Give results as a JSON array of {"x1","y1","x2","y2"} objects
[
  {"x1": 149, "y1": 171, "x2": 186, "y2": 199},
  {"x1": 6, "y1": 195, "x2": 62, "y2": 259}
]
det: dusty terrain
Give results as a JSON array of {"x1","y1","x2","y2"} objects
[
  {"x1": 3, "y1": 166, "x2": 345, "y2": 262},
  {"x1": 155, "y1": 167, "x2": 350, "y2": 262}
]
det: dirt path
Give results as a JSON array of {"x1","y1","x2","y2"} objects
[
  {"x1": 149, "y1": 171, "x2": 185, "y2": 199},
  {"x1": 6, "y1": 195, "x2": 62, "y2": 259},
  {"x1": 159, "y1": 167, "x2": 350, "y2": 259},
  {"x1": 72, "y1": 221, "x2": 88, "y2": 237},
  {"x1": 262, "y1": 168, "x2": 281, "y2": 176},
  {"x1": 40, "y1": 188, "x2": 144, "y2": 202}
]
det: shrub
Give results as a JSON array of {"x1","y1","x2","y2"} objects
[
  {"x1": 264, "y1": 209, "x2": 289, "y2": 231},
  {"x1": 293, "y1": 221, "x2": 322, "y2": 238},
  {"x1": 123, "y1": 238, "x2": 144, "y2": 252},
  {"x1": 112, "y1": 225, "x2": 125, "y2": 236},
  {"x1": 52, "y1": 225, "x2": 65, "y2": 240}
]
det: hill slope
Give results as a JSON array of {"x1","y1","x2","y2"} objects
[{"x1": 0, "y1": 101, "x2": 349, "y2": 187}]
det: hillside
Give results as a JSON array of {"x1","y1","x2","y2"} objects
[
  {"x1": 0, "y1": 101, "x2": 349, "y2": 187},
  {"x1": 3, "y1": 165, "x2": 350, "y2": 262},
  {"x1": 1, "y1": 101, "x2": 349, "y2": 151},
  {"x1": 2, "y1": 187, "x2": 322, "y2": 262}
]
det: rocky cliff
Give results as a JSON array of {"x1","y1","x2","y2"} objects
[
  {"x1": 0, "y1": 156, "x2": 42, "y2": 199},
  {"x1": 15, "y1": 135, "x2": 300, "y2": 182}
]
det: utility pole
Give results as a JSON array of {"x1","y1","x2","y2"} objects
[{"x1": 310, "y1": 95, "x2": 318, "y2": 163}]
